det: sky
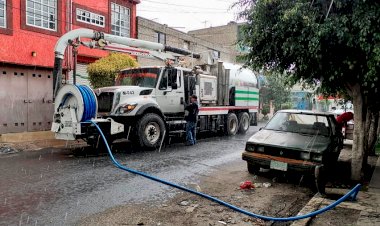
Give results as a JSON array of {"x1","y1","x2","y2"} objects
[{"x1": 136, "y1": 0, "x2": 244, "y2": 32}]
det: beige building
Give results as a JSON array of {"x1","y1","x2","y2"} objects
[
  {"x1": 188, "y1": 21, "x2": 246, "y2": 63},
  {"x1": 136, "y1": 17, "x2": 235, "y2": 67}
]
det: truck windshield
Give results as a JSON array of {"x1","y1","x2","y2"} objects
[{"x1": 116, "y1": 68, "x2": 160, "y2": 88}]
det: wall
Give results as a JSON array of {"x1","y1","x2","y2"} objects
[{"x1": 188, "y1": 22, "x2": 242, "y2": 63}]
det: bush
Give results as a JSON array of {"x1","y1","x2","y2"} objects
[
  {"x1": 280, "y1": 102, "x2": 293, "y2": 110},
  {"x1": 261, "y1": 104, "x2": 270, "y2": 116},
  {"x1": 88, "y1": 53, "x2": 138, "y2": 88}
]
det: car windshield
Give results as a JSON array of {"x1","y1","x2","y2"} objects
[
  {"x1": 265, "y1": 112, "x2": 330, "y2": 136},
  {"x1": 115, "y1": 68, "x2": 160, "y2": 88}
]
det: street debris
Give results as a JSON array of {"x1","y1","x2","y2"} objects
[
  {"x1": 0, "y1": 146, "x2": 19, "y2": 155},
  {"x1": 180, "y1": 200, "x2": 189, "y2": 206},
  {"x1": 253, "y1": 183, "x2": 263, "y2": 188},
  {"x1": 240, "y1": 181, "x2": 255, "y2": 189},
  {"x1": 218, "y1": 220, "x2": 227, "y2": 225},
  {"x1": 263, "y1": 182, "x2": 272, "y2": 188},
  {"x1": 185, "y1": 204, "x2": 199, "y2": 213}
]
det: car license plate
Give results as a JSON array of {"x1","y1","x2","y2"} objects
[{"x1": 270, "y1": 160, "x2": 288, "y2": 171}]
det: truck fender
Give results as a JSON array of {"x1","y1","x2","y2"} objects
[{"x1": 135, "y1": 103, "x2": 165, "y2": 119}]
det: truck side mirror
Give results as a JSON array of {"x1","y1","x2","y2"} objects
[{"x1": 171, "y1": 82, "x2": 178, "y2": 90}]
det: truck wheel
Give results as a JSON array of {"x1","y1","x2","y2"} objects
[
  {"x1": 137, "y1": 113, "x2": 166, "y2": 149},
  {"x1": 226, "y1": 113, "x2": 238, "y2": 136},
  {"x1": 247, "y1": 163, "x2": 260, "y2": 174},
  {"x1": 238, "y1": 112, "x2": 250, "y2": 134}
]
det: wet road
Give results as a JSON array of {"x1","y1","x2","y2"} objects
[{"x1": 0, "y1": 126, "x2": 261, "y2": 225}]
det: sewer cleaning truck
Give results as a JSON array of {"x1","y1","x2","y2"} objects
[{"x1": 51, "y1": 28, "x2": 259, "y2": 149}]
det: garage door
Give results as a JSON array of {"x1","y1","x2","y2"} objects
[{"x1": 0, "y1": 67, "x2": 53, "y2": 134}]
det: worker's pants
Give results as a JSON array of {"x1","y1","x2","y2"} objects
[{"x1": 186, "y1": 121, "x2": 196, "y2": 145}]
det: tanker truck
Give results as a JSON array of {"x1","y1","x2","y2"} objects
[{"x1": 51, "y1": 29, "x2": 259, "y2": 149}]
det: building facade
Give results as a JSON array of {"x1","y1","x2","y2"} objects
[
  {"x1": 0, "y1": 0, "x2": 139, "y2": 134},
  {"x1": 188, "y1": 21, "x2": 246, "y2": 63},
  {"x1": 136, "y1": 17, "x2": 234, "y2": 67}
]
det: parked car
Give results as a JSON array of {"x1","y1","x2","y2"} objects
[{"x1": 242, "y1": 110, "x2": 344, "y2": 193}]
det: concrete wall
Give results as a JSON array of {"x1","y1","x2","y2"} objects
[
  {"x1": 188, "y1": 22, "x2": 242, "y2": 63},
  {"x1": 136, "y1": 17, "x2": 235, "y2": 67}
]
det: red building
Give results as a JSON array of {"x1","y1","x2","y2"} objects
[{"x1": 0, "y1": 0, "x2": 139, "y2": 134}]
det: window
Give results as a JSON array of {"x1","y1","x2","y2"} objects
[
  {"x1": 0, "y1": 0, "x2": 6, "y2": 28},
  {"x1": 159, "y1": 69, "x2": 178, "y2": 90},
  {"x1": 76, "y1": 8, "x2": 104, "y2": 27},
  {"x1": 155, "y1": 32, "x2": 166, "y2": 45},
  {"x1": 183, "y1": 40, "x2": 190, "y2": 50},
  {"x1": 111, "y1": 2, "x2": 130, "y2": 37},
  {"x1": 26, "y1": 0, "x2": 57, "y2": 31}
]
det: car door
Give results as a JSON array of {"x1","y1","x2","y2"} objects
[{"x1": 155, "y1": 68, "x2": 184, "y2": 114}]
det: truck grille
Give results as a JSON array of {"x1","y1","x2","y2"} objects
[{"x1": 97, "y1": 92, "x2": 114, "y2": 113}]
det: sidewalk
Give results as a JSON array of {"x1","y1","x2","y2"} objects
[
  {"x1": 0, "y1": 131, "x2": 86, "y2": 152},
  {"x1": 291, "y1": 142, "x2": 380, "y2": 226}
]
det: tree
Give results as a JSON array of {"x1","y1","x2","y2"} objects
[
  {"x1": 88, "y1": 53, "x2": 138, "y2": 88},
  {"x1": 260, "y1": 72, "x2": 291, "y2": 112},
  {"x1": 237, "y1": 0, "x2": 380, "y2": 180}
]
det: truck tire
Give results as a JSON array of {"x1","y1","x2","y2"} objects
[
  {"x1": 226, "y1": 113, "x2": 238, "y2": 136},
  {"x1": 238, "y1": 112, "x2": 250, "y2": 134},
  {"x1": 137, "y1": 113, "x2": 166, "y2": 149}
]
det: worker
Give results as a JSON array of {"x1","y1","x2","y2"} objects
[
  {"x1": 336, "y1": 111, "x2": 354, "y2": 126},
  {"x1": 185, "y1": 95, "x2": 199, "y2": 146}
]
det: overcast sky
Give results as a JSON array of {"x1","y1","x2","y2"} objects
[{"x1": 136, "y1": 0, "x2": 244, "y2": 32}]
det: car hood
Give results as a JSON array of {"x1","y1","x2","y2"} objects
[{"x1": 247, "y1": 129, "x2": 330, "y2": 153}]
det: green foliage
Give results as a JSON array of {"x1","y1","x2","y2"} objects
[
  {"x1": 238, "y1": 0, "x2": 380, "y2": 99},
  {"x1": 88, "y1": 53, "x2": 138, "y2": 88},
  {"x1": 261, "y1": 104, "x2": 270, "y2": 116},
  {"x1": 281, "y1": 102, "x2": 292, "y2": 110},
  {"x1": 260, "y1": 72, "x2": 291, "y2": 112}
]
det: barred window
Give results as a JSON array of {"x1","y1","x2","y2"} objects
[
  {"x1": 76, "y1": 8, "x2": 104, "y2": 27},
  {"x1": 111, "y1": 2, "x2": 130, "y2": 37},
  {"x1": 0, "y1": 0, "x2": 6, "y2": 28},
  {"x1": 26, "y1": 0, "x2": 57, "y2": 31}
]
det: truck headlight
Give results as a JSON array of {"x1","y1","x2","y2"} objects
[
  {"x1": 300, "y1": 152, "x2": 311, "y2": 160},
  {"x1": 119, "y1": 103, "x2": 137, "y2": 114}
]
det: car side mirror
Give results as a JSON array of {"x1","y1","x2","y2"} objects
[{"x1": 171, "y1": 82, "x2": 178, "y2": 90}]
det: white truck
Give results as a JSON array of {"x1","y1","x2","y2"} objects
[{"x1": 52, "y1": 29, "x2": 259, "y2": 149}]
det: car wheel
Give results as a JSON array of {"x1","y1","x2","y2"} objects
[
  {"x1": 238, "y1": 112, "x2": 250, "y2": 134},
  {"x1": 137, "y1": 113, "x2": 166, "y2": 149},
  {"x1": 314, "y1": 165, "x2": 326, "y2": 194},
  {"x1": 226, "y1": 113, "x2": 238, "y2": 136},
  {"x1": 247, "y1": 163, "x2": 260, "y2": 174}
]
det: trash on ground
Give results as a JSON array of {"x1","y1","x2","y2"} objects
[
  {"x1": 240, "y1": 181, "x2": 254, "y2": 189},
  {"x1": 253, "y1": 183, "x2": 263, "y2": 188},
  {"x1": 180, "y1": 200, "x2": 189, "y2": 206},
  {"x1": 263, "y1": 182, "x2": 271, "y2": 188},
  {"x1": 218, "y1": 220, "x2": 227, "y2": 225}
]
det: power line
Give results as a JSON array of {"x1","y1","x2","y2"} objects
[{"x1": 141, "y1": 0, "x2": 229, "y2": 11}]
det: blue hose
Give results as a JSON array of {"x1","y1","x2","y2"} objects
[
  {"x1": 76, "y1": 84, "x2": 362, "y2": 222},
  {"x1": 88, "y1": 121, "x2": 362, "y2": 222},
  {"x1": 76, "y1": 85, "x2": 97, "y2": 121}
]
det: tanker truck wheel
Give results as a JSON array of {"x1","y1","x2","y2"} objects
[
  {"x1": 238, "y1": 112, "x2": 250, "y2": 134},
  {"x1": 137, "y1": 113, "x2": 166, "y2": 149},
  {"x1": 226, "y1": 113, "x2": 238, "y2": 136}
]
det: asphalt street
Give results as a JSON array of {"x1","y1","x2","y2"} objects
[{"x1": 0, "y1": 125, "x2": 262, "y2": 225}]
